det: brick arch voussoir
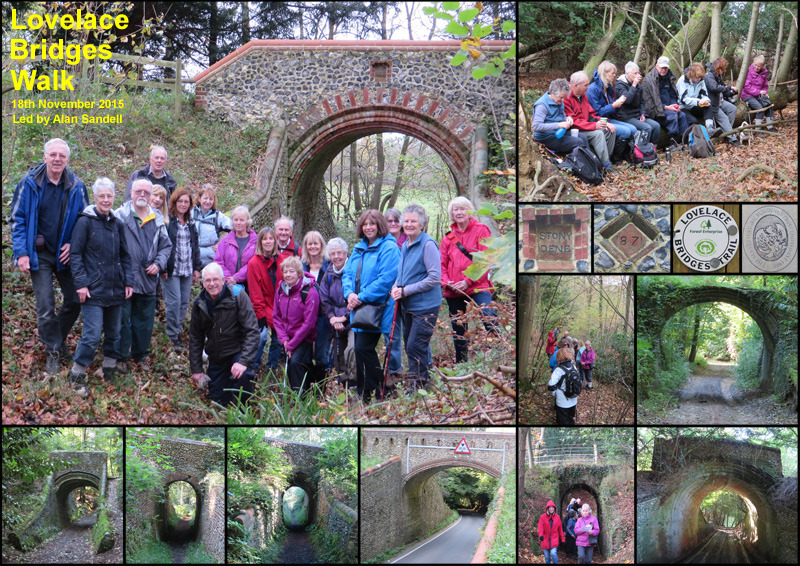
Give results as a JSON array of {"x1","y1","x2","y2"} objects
[{"x1": 403, "y1": 458, "x2": 502, "y2": 486}]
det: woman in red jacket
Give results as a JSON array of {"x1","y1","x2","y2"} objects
[
  {"x1": 440, "y1": 197, "x2": 496, "y2": 364},
  {"x1": 537, "y1": 500, "x2": 565, "y2": 564},
  {"x1": 247, "y1": 227, "x2": 282, "y2": 374}
]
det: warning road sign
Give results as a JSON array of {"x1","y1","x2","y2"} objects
[{"x1": 454, "y1": 438, "x2": 471, "y2": 454}]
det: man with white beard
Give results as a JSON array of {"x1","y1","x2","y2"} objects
[{"x1": 114, "y1": 178, "x2": 172, "y2": 371}]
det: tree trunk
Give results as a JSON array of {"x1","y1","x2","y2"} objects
[
  {"x1": 664, "y1": 2, "x2": 718, "y2": 77},
  {"x1": 709, "y1": 2, "x2": 723, "y2": 61},
  {"x1": 241, "y1": 1, "x2": 251, "y2": 44},
  {"x1": 518, "y1": 276, "x2": 535, "y2": 381},
  {"x1": 624, "y1": 277, "x2": 632, "y2": 335},
  {"x1": 688, "y1": 307, "x2": 701, "y2": 362},
  {"x1": 583, "y1": 2, "x2": 631, "y2": 75},
  {"x1": 519, "y1": 99, "x2": 575, "y2": 201},
  {"x1": 735, "y1": 2, "x2": 761, "y2": 95},
  {"x1": 518, "y1": 428, "x2": 526, "y2": 517},
  {"x1": 599, "y1": 275, "x2": 604, "y2": 335},
  {"x1": 381, "y1": 135, "x2": 411, "y2": 210},
  {"x1": 771, "y1": 12, "x2": 785, "y2": 88},
  {"x1": 634, "y1": 2, "x2": 652, "y2": 66},
  {"x1": 770, "y1": 18, "x2": 798, "y2": 111},
  {"x1": 370, "y1": 134, "x2": 385, "y2": 210},
  {"x1": 208, "y1": 2, "x2": 220, "y2": 64},
  {"x1": 350, "y1": 142, "x2": 361, "y2": 211}
]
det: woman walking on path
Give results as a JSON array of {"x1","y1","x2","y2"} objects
[
  {"x1": 548, "y1": 347, "x2": 579, "y2": 425},
  {"x1": 582, "y1": 341, "x2": 596, "y2": 390},
  {"x1": 537, "y1": 500, "x2": 565, "y2": 564},
  {"x1": 575, "y1": 503, "x2": 600, "y2": 564}
]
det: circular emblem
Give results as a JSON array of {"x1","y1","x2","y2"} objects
[
  {"x1": 742, "y1": 206, "x2": 798, "y2": 271},
  {"x1": 673, "y1": 206, "x2": 739, "y2": 271}
]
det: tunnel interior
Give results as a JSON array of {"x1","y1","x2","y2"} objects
[
  {"x1": 55, "y1": 473, "x2": 102, "y2": 528},
  {"x1": 559, "y1": 483, "x2": 603, "y2": 556},
  {"x1": 282, "y1": 472, "x2": 316, "y2": 531},
  {"x1": 159, "y1": 479, "x2": 201, "y2": 543},
  {"x1": 661, "y1": 472, "x2": 776, "y2": 561}
]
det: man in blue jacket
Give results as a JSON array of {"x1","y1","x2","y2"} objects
[{"x1": 9, "y1": 138, "x2": 89, "y2": 374}]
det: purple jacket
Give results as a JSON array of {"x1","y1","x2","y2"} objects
[
  {"x1": 319, "y1": 263, "x2": 350, "y2": 328},
  {"x1": 582, "y1": 347, "x2": 596, "y2": 369},
  {"x1": 274, "y1": 272, "x2": 319, "y2": 352},
  {"x1": 574, "y1": 515, "x2": 600, "y2": 547},
  {"x1": 741, "y1": 64, "x2": 770, "y2": 99},
  {"x1": 214, "y1": 229, "x2": 257, "y2": 283}
]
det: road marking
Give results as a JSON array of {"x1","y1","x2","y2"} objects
[{"x1": 389, "y1": 515, "x2": 463, "y2": 563}]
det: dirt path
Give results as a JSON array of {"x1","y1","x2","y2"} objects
[
  {"x1": 276, "y1": 530, "x2": 317, "y2": 564},
  {"x1": 678, "y1": 529, "x2": 762, "y2": 564},
  {"x1": 19, "y1": 522, "x2": 96, "y2": 564},
  {"x1": 649, "y1": 361, "x2": 797, "y2": 425}
]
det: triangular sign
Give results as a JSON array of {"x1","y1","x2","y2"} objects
[{"x1": 454, "y1": 438, "x2": 471, "y2": 454}]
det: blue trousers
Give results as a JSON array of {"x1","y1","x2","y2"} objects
[
  {"x1": 543, "y1": 546, "x2": 559, "y2": 564},
  {"x1": 622, "y1": 117, "x2": 661, "y2": 145},
  {"x1": 608, "y1": 119, "x2": 635, "y2": 140},
  {"x1": 402, "y1": 306, "x2": 439, "y2": 385},
  {"x1": 29, "y1": 249, "x2": 80, "y2": 354},
  {"x1": 163, "y1": 273, "x2": 192, "y2": 343},
  {"x1": 660, "y1": 109, "x2": 689, "y2": 138},
  {"x1": 73, "y1": 303, "x2": 122, "y2": 367}
]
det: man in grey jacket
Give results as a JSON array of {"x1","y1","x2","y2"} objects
[{"x1": 114, "y1": 178, "x2": 172, "y2": 370}]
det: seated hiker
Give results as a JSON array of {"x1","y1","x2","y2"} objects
[
  {"x1": 586, "y1": 60, "x2": 636, "y2": 141},
  {"x1": 676, "y1": 62, "x2": 722, "y2": 136},
  {"x1": 741, "y1": 54, "x2": 776, "y2": 135},
  {"x1": 642, "y1": 56, "x2": 689, "y2": 149},
  {"x1": 532, "y1": 78, "x2": 590, "y2": 154},
  {"x1": 616, "y1": 61, "x2": 661, "y2": 146},
  {"x1": 564, "y1": 70, "x2": 618, "y2": 177},
  {"x1": 705, "y1": 57, "x2": 741, "y2": 146}
]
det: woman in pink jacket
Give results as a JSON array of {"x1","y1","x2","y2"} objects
[
  {"x1": 574, "y1": 503, "x2": 600, "y2": 564},
  {"x1": 741, "y1": 54, "x2": 775, "y2": 133},
  {"x1": 440, "y1": 197, "x2": 495, "y2": 364},
  {"x1": 214, "y1": 205, "x2": 257, "y2": 291},
  {"x1": 581, "y1": 340, "x2": 596, "y2": 390}
]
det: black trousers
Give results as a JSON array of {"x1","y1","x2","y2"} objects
[{"x1": 555, "y1": 404, "x2": 576, "y2": 425}]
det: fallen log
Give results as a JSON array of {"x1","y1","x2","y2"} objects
[
  {"x1": 735, "y1": 164, "x2": 791, "y2": 183},
  {"x1": 436, "y1": 368, "x2": 517, "y2": 399},
  {"x1": 711, "y1": 118, "x2": 797, "y2": 138}
]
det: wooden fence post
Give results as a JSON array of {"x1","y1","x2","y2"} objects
[{"x1": 174, "y1": 58, "x2": 182, "y2": 115}]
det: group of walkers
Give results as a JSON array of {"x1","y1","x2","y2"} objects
[
  {"x1": 546, "y1": 329, "x2": 596, "y2": 425},
  {"x1": 533, "y1": 54, "x2": 778, "y2": 180},
  {"x1": 537, "y1": 498, "x2": 600, "y2": 564},
  {"x1": 9, "y1": 138, "x2": 497, "y2": 407}
]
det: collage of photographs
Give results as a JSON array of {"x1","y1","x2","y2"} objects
[{"x1": 0, "y1": 1, "x2": 796, "y2": 565}]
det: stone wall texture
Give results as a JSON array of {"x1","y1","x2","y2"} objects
[
  {"x1": 594, "y1": 204, "x2": 671, "y2": 273},
  {"x1": 360, "y1": 457, "x2": 403, "y2": 561},
  {"x1": 519, "y1": 205, "x2": 591, "y2": 273}
]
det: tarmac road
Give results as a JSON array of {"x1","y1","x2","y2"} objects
[{"x1": 391, "y1": 513, "x2": 486, "y2": 564}]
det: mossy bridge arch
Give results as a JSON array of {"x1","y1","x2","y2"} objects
[
  {"x1": 193, "y1": 39, "x2": 515, "y2": 238},
  {"x1": 637, "y1": 437, "x2": 785, "y2": 563},
  {"x1": 360, "y1": 429, "x2": 514, "y2": 560},
  {"x1": 638, "y1": 284, "x2": 782, "y2": 391},
  {"x1": 126, "y1": 434, "x2": 225, "y2": 562}
]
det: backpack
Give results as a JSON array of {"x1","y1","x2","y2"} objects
[
  {"x1": 612, "y1": 135, "x2": 632, "y2": 164},
  {"x1": 630, "y1": 129, "x2": 659, "y2": 168},
  {"x1": 557, "y1": 146, "x2": 604, "y2": 185},
  {"x1": 556, "y1": 362, "x2": 583, "y2": 398},
  {"x1": 683, "y1": 124, "x2": 715, "y2": 158}
]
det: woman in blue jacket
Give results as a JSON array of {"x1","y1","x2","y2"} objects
[
  {"x1": 391, "y1": 205, "x2": 442, "y2": 393},
  {"x1": 342, "y1": 210, "x2": 400, "y2": 403},
  {"x1": 587, "y1": 60, "x2": 636, "y2": 140}
]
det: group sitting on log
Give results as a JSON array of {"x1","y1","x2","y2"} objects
[{"x1": 532, "y1": 54, "x2": 780, "y2": 182}]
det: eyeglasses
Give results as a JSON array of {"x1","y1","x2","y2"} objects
[
  {"x1": 387, "y1": 219, "x2": 400, "y2": 224},
  {"x1": 204, "y1": 276, "x2": 222, "y2": 283},
  {"x1": 133, "y1": 189, "x2": 151, "y2": 195}
]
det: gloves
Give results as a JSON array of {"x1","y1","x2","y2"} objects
[
  {"x1": 540, "y1": 536, "x2": 544, "y2": 541},
  {"x1": 258, "y1": 317, "x2": 267, "y2": 331}
]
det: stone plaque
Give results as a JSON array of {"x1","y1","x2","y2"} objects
[
  {"x1": 673, "y1": 206, "x2": 739, "y2": 271},
  {"x1": 742, "y1": 205, "x2": 798, "y2": 273},
  {"x1": 538, "y1": 225, "x2": 573, "y2": 260}
]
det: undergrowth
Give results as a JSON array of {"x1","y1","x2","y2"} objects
[{"x1": 485, "y1": 471, "x2": 516, "y2": 563}]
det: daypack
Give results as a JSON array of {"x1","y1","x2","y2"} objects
[
  {"x1": 555, "y1": 362, "x2": 583, "y2": 398},
  {"x1": 612, "y1": 135, "x2": 632, "y2": 164},
  {"x1": 557, "y1": 146, "x2": 604, "y2": 185},
  {"x1": 683, "y1": 124, "x2": 715, "y2": 158},
  {"x1": 630, "y1": 129, "x2": 659, "y2": 168}
]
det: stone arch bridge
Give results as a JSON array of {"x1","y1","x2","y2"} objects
[
  {"x1": 360, "y1": 429, "x2": 514, "y2": 561},
  {"x1": 638, "y1": 283, "x2": 787, "y2": 392},
  {"x1": 637, "y1": 437, "x2": 787, "y2": 563},
  {"x1": 30, "y1": 451, "x2": 108, "y2": 532},
  {"x1": 193, "y1": 39, "x2": 514, "y2": 238},
  {"x1": 126, "y1": 434, "x2": 224, "y2": 562}
]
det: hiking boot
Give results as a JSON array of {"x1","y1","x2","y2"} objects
[
  {"x1": 171, "y1": 339, "x2": 186, "y2": 353},
  {"x1": 134, "y1": 358, "x2": 151, "y2": 372},
  {"x1": 707, "y1": 127, "x2": 723, "y2": 138},
  {"x1": 728, "y1": 137, "x2": 741, "y2": 147},
  {"x1": 46, "y1": 352, "x2": 61, "y2": 375},
  {"x1": 57, "y1": 343, "x2": 73, "y2": 362},
  {"x1": 69, "y1": 370, "x2": 89, "y2": 397},
  {"x1": 102, "y1": 367, "x2": 120, "y2": 383},
  {"x1": 603, "y1": 165, "x2": 618, "y2": 177},
  {"x1": 115, "y1": 361, "x2": 130, "y2": 374}
]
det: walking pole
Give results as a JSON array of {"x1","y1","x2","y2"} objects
[{"x1": 382, "y1": 300, "x2": 400, "y2": 400}]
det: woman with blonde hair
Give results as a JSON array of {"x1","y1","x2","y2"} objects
[
  {"x1": 191, "y1": 184, "x2": 232, "y2": 267},
  {"x1": 547, "y1": 347, "x2": 579, "y2": 425},
  {"x1": 214, "y1": 205, "x2": 257, "y2": 289},
  {"x1": 587, "y1": 60, "x2": 636, "y2": 140},
  {"x1": 574, "y1": 504, "x2": 600, "y2": 563},
  {"x1": 150, "y1": 184, "x2": 169, "y2": 224},
  {"x1": 301, "y1": 230, "x2": 331, "y2": 385}
]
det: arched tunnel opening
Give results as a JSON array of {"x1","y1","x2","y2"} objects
[
  {"x1": 282, "y1": 472, "x2": 316, "y2": 531},
  {"x1": 665, "y1": 474, "x2": 776, "y2": 563},
  {"x1": 159, "y1": 480, "x2": 201, "y2": 543},
  {"x1": 559, "y1": 484, "x2": 604, "y2": 558},
  {"x1": 54, "y1": 473, "x2": 102, "y2": 529},
  {"x1": 437, "y1": 466, "x2": 499, "y2": 517}
]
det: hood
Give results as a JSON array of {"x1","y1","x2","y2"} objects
[
  {"x1": 591, "y1": 68, "x2": 603, "y2": 87},
  {"x1": 548, "y1": 331, "x2": 554, "y2": 338},
  {"x1": 80, "y1": 204, "x2": 117, "y2": 223},
  {"x1": 28, "y1": 161, "x2": 78, "y2": 191},
  {"x1": 546, "y1": 500, "x2": 556, "y2": 513}
]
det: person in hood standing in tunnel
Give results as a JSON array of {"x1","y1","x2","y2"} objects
[{"x1": 537, "y1": 500, "x2": 565, "y2": 564}]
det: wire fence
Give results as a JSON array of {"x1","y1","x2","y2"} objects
[{"x1": 529, "y1": 443, "x2": 632, "y2": 468}]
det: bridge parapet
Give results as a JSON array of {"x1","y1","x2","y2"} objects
[{"x1": 652, "y1": 437, "x2": 782, "y2": 479}]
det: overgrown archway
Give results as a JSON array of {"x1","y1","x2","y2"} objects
[
  {"x1": 158, "y1": 479, "x2": 201, "y2": 543},
  {"x1": 559, "y1": 483, "x2": 604, "y2": 557},
  {"x1": 54, "y1": 471, "x2": 102, "y2": 528}
]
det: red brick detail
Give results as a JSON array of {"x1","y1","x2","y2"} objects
[
  {"x1": 522, "y1": 207, "x2": 535, "y2": 221},
  {"x1": 415, "y1": 94, "x2": 427, "y2": 111},
  {"x1": 438, "y1": 108, "x2": 451, "y2": 122},
  {"x1": 527, "y1": 234, "x2": 537, "y2": 247},
  {"x1": 576, "y1": 234, "x2": 588, "y2": 247},
  {"x1": 390, "y1": 88, "x2": 399, "y2": 105},
  {"x1": 427, "y1": 101, "x2": 440, "y2": 116},
  {"x1": 451, "y1": 117, "x2": 464, "y2": 130},
  {"x1": 523, "y1": 246, "x2": 534, "y2": 260},
  {"x1": 363, "y1": 88, "x2": 370, "y2": 104},
  {"x1": 348, "y1": 91, "x2": 357, "y2": 107},
  {"x1": 576, "y1": 247, "x2": 588, "y2": 260},
  {"x1": 376, "y1": 87, "x2": 384, "y2": 103},
  {"x1": 536, "y1": 208, "x2": 548, "y2": 217},
  {"x1": 402, "y1": 92, "x2": 412, "y2": 107},
  {"x1": 537, "y1": 261, "x2": 577, "y2": 271},
  {"x1": 297, "y1": 115, "x2": 308, "y2": 129},
  {"x1": 459, "y1": 125, "x2": 473, "y2": 139},
  {"x1": 335, "y1": 95, "x2": 344, "y2": 111},
  {"x1": 321, "y1": 99, "x2": 333, "y2": 115},
  {"x1": 576, "y1": 207, "x2": 590, "y2": 220}
]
